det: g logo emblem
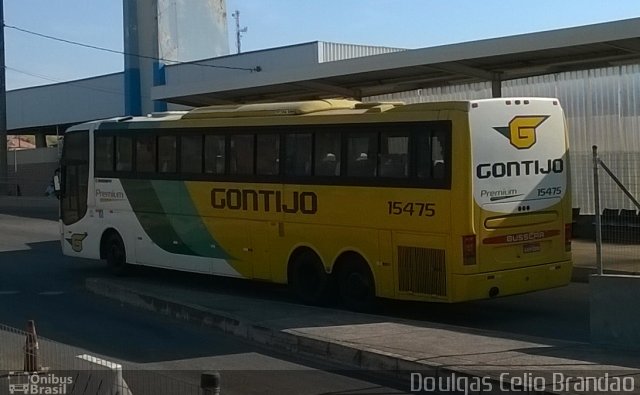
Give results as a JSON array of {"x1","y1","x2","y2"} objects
[
  {"x1": 65, "y1": 233, "x2": 88, "y2": 252},
  {"x1": 494, "y1": 116, "x2": 549, "y2": 149}
]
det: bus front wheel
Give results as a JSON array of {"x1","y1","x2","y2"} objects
[
  {"x1": 338, "y1": 260, "x2": 376, "y2": 312},
  {"x1": 288, "y1": 249, "x2": 330, "y2": 305},
  {"x1": 105, "y1": 233, "x2": 128, "y2": 276}
]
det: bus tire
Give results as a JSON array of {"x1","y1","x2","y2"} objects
[
  {"x1": 104, "y1": 232, "x2": 128, "y2": 276},
  {"x1": 338, "y1": 258, "x2": 376, "y2": 312},
  {"x1": 288, "y1": 249, "x2": 330, "y2": 305}
]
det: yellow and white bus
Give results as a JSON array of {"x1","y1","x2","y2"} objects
[{"x1": 59, "y1": 98, "x2": 572, "y2": 309}]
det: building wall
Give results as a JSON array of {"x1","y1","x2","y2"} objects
[
  {"x1": 7, "y1": 74, "x2": 124, "y2": 130},
  {"x1": 161, "y1": 43, "x2": 322, "y2": 88},
  {"x1": 367, "y1": 64, "x2": 640, "y2": 214},
  {"x1": 6, "y1": 148, "x2": 59, "y2": 197}
]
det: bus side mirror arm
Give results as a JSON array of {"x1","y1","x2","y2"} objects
[
  {"x1": 53, "y1": 175, "x2": 61, "y2": 192},
  {"x1": 53, "y1": 168, "x2": 62, "y2": 199}
]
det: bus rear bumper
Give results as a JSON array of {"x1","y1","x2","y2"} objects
[{"x1": 450, "y1": 260, "x2": 572, "y2": 302}]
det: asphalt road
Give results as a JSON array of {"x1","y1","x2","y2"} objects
[
  {"x1": 0, "y1": 210, "x2": 592, "y2": 393},
  {"x1": 0, "y1": 213, "x2": 408, "y2": 394},
  {"x1": 93, "y1": 249, "x2": 590, "y2": 343},
  {"x1": 114, "y1": 261, "x2": 590, "y2": 343},
  {"x1": 0, "y1": 212, "x2": 591, "y2": 345}
]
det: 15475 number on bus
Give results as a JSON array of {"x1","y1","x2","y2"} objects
[
  {"x1": 537, "y1": 187, "x2": 562, "y2": 197},
  {"x1": 387, "y1": 201, "x2": 435, "y2": 217}
]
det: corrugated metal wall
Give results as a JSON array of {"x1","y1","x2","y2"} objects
[
  {"x1": 367, "y1": 65, "x2": 640, "y2": 214},
  {"x1": 317, "y1": 42, "x2": 406, "y2": 63}
]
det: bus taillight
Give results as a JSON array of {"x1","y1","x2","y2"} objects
[
  {"x1": 564, "y1": 224, "x2": 572, "y2": 252},
  {"x1": 462, "y1": 235, "x2": 476, "y2": 265}
]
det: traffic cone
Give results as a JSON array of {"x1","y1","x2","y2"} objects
[{"x1": 24, "y1": 320, "x2": 39, "y2": 372}]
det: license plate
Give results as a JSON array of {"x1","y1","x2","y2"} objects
[{"x1": 523, "y1": 242, "x2": 541, "y2": 253}]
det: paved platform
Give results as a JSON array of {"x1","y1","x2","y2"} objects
[{"x1": 86, "y1": 276, "x2": 640, "y2": 395}]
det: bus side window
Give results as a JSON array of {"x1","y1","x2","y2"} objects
[
  {"x1": 204, "y1": 135, "x2": 226, "y2": 175},
  {"x1": 416, "y1": 133, "x2": 432, "y2": 179},
  {"x1": 256, "y1": 134, "x2": 280, "y2": 176},
  {"x1": 181, "y1": 135, "x2": 203, "y2": 173},
  {"x1": 416, "y1": 128, "x2": 449, "y2": 181},
  {"x1": 347, "y1": 133, "x2": 377, "y2": 177},
  {"x1": 314, "y1": 132, "x2": 341, "y2": 176},
  {"x1": 431, "y1": 131, "x2": 447, "y2": 180},
  {"x1": 285, "y1": 133, "x2": 312, "y2": 176},
  {"x1": 158, "y1": 135, "x2": 177, "y2": 173},
  {"x1": 95, "y1": 136, "x2": 115, "y2": 172},
  {"x1": 229, "y1": 134, "x2": 254, "y2": 175},
  {"x1": 136, "y1": 134, "x2": 156, "y2": 173},
  {"x1": 115, "y1": 136, "x2": 133, "y2": 172},
  {"x1": 379, "y1": 133, "x2": 409, "y2": 178}
]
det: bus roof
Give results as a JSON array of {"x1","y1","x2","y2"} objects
[
  {"x1": 179, "y1": 98, "x2": 559, "y2": 120},
  {"x1": 66, "y1": 97, "x2": 559, "y2": 132}
]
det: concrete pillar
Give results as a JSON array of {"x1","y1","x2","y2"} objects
[
  {"x1": 0, "y1": 2, "x2": 7, "y2": 195},
  {"x1": 590, "y1": 274, "x2": 640, "y2": 349},
  {"x1": 123, "y1": 0, "x2": 159, "y2": 116},
  {"x1": 491, "y1": 73, "x2": 502, "y2": 98},
  {"x1": 35, "y1": 134, "x2": 47, "y2": 148}
]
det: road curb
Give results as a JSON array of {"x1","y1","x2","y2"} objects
[
  {"x1": 571, "y1": 266, "x2": 638, "y2": 283},
  {"x1": 571, "y1": 266, "x2": 595, "y2": 283},
  {"x1": 86, "y1": 278, "x2": 572, "y2": 394},
  {"x1": 85, "y1": 278, "x2": 431, "y2": 374}
]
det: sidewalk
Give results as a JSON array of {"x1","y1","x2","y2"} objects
[{"x1": 86, "y1": 276, "x2": 640, "y2": 395}]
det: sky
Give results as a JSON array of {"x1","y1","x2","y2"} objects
[{"x1": 4, "y1": 0, "x2": 640, "y2": 91}]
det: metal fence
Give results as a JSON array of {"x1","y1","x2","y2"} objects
[
  {"x1": 592, "y1": 145, "x2": 640, "y2": 275},
  {"x1": 0, "y1": 322, "x2": 211, "y2": 395}
]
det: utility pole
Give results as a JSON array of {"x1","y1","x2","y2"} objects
[
  {"x1": 0, "y1": 0, "x2": 7, "y2": 195},
  {"x1": 231, "y1": 10, "x2": 247, "y2": 54}
]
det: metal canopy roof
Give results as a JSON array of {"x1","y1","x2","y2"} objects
[{"x1": 153, "y1": 18, "x2": 640, "y2": 106}]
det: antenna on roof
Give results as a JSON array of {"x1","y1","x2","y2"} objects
[{"x1": 231, "y1": 10, "x2": 248, "y2": 54}]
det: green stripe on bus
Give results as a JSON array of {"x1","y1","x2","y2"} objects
[
  {"x1": 121, "y1": 179, "x2": 197, "y2": 256},
  {"x1": 151, "y1": 180, "x2": 229, "y2": 259}
]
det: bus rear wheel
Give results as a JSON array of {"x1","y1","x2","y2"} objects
[
  {"x1": 105, "y1": 233, "x2": 128, "y2": 276},
  {"x1": 338, "y1": 260, "x2": 376, "y2": 312},
  {"x1": 289, "y1": 249, "x2": 330, "y2": 305}
]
